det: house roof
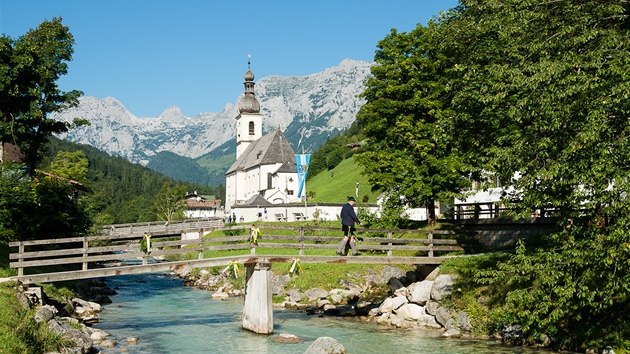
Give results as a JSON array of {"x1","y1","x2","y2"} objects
[{"x1": 226, "y1": 128, "x2": 296, "y2": 174}]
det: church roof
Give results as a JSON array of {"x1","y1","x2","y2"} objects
[
  {"x1": 226, "y1": 129, "x2": 296, "y2": 174},
  {"x1": 242, "y1": 194, "x2": 274, "y2": 206}
]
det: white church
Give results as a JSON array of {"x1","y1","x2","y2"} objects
[{"x1": 224, "y1": 61, "x2": 302, "y2": 214}]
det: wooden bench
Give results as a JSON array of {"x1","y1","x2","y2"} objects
[
  {"x1": 293, "y1": 212, "x2": 307, "y2": 220},
  {"x1": 275, "y1": 213, "x2": 287, "y2": 221}
]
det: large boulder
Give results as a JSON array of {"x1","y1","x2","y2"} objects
[
  {"x1": 434, "y1": 306, "x2": 453, "y2": 327},
  {"x1": 48, "y1": 318, "x2": 93, "y2": 353},
  {"x1": 377, "y1": 296, "x2": 408, "y2": 314},
  {"x1": 304, "y1": 288, "x2": 329, "y2": 302},
  {"x1": 395, "y1": 303, "x2": 425, "y2": 321},
  {"x1": 431, "y1": 274, "x2": 457, "y2": 302},
  {"x1": 303, "y1": 336, "x2": 347, "y2": 354},
  {"x1": 381, "y1": 266, "x2": 405, "y2": 281},
  {"x1": 418, "y1": 314, "x2": 442, "y2": 328},
  {"x1": 407, "y1": 280, "x2": 434, "y2": 305}
]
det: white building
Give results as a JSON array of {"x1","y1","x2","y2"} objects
[
  {"x1": 224, "y1": 61, "x2": 301, "y2": 213},
  {"x1": 183, "y1": 192, "x2": 221, "y2": 219}
]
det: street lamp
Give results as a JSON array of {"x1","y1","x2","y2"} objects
[{"x1": 355, "y1": 182, "x2": 360, "y2": 202}]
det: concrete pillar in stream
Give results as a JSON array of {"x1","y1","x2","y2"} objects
[{"x1": 242, "y1": 261, "x2": 273, "y2": 334}]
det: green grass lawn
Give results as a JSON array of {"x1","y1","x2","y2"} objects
[{"x1": 307, "y1": 157, "x2": 376, "y2": 204}]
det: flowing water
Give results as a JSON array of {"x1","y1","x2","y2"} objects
[{"x1": 92, "y1": 273, "x2": 552, "y2": 354}]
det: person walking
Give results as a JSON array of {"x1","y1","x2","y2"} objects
[{"x1": 336, "y1": 196, "x2": 363, "y2": 256}]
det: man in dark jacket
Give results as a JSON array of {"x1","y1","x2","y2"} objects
[{"x1": 336, "y1": 196, "x2": 363, "y2": 256}]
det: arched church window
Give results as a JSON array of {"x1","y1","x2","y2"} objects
[{"x1": 249, "y1": 121, "x2": 255, "y2": 135}]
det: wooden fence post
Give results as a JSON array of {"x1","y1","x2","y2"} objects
[
  {"x1": 428, "y1": 231, "x2": 434, "y2": 258},
  {"x1": 198, "y1": 228, "x2": 204, "y2": 260},
  {"x1": 387, "y1": 230, "x2": 393, "y2": 257},
  {"x1": 299, "y1": 227, "x2": 304, "y2": 256},
  {"x1": 82, "y1": 236, "x2": 89, "y2": 271},
  {"x1": 18, "y1": 241, "x2": 24, "y2": 277}
]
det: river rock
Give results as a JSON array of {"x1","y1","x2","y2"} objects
[
  {"x1": 48, "y1": 318, "x2": 93, "y2": 353},
  {"x1": 395, "y1": 303, "x2": 425, "y2": 321},
  {"x1": 418, "y1": 314, "x2": 442, "y2": 328},
  {"x1": 99, "y1": 339, "x2": 117, "y2": 348},
  {"x1": 211, "y1": 290, "x2": 229, "y2": 299},
  {"x1": 305, "y1": 288, "x2": 328, "y2": 302},
  {"x1": 457, "y1": 311, "x2": 472, "y2": 332},
  {"x1": 363, "y1": 273, "x2": 383, "y2": 287},
  {"x1": 431, "y1": 274, "x2": 457, "y2": 302},
  {"x1": 386, "y1": 277, "x2": 405, "y2": 292},
  {"x1": 90, "y1": 330, "x2": 109, "y2": 342},
  {"x1": 442, "y1": 328, "x2": 462, "y2": 338},
  {"x1": 303, "y1": 336, "x2": 347, "y2": 354},
  {"x1": 381, "y1": 266, "x2": 405, "y2": 281},
  {"x1": 72, "y1": 298, "x2": 102, "y2": 313},
  {"x1": 272, "y1": 274, "x2": 290, "y2": 295},
  {"x1": 34, "y1": 305, "x2": 56, "y2": 323},
  {"x1": 126, "y1": 336, "x2": 139, "y2": 344},
  {"x1": 434, "y1": 306, "x2": 453, "y2": 327},
  {"x1": 425, "y1": 299, "x2": 440, "y2": 315},
  {"x1": 274, "y1": 333, "x2": 303, "y2": 343},
  {"x1": 285, "y1": 289, "x2": 303, "y2": 303},
  {"x1": 378, "y1": 295, "x2": 408, "y2": 314},
  {"x1": 407, "y1": 280, "x2": 434, "y2": 305},
  {"x1": 393, "y1": 286, "x2": 410, "y2": 298}
]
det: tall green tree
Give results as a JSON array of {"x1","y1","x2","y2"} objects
[
  {"x1": 154, "y1": 182, "x2": 188, "y2": 223},
  {"x1": 439, "y1": 0, "x2": 630, "y2": 349},
  {"x1": 49, "y1": 150, "x2": 88, "y2": 183},
  {"x1": 0, "y1": 17, "x2": 84, "y2": 174},
  {"x1": 356, "y1": 21, "x2": 474, "y2": 223}
]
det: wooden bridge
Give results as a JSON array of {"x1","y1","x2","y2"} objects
[{"x1": 8, "y1": 219, "x2": 467, "y2": 285}]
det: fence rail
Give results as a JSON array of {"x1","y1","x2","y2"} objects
[{"x1": 9, "y1": 224, "x2": 467, "y2": 284}]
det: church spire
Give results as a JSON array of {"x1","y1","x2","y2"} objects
[{"x1": 239, "y1": 54, "x2": 260, "y2": 114}]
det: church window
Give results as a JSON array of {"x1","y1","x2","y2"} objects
[
  {"x1": 287, "y1": 190, "x2": 294, "y2": 196},
  {"x1": 267, "y1": 173, "x2": 273, "y2": 189},
  {"x1": 249, "y1": 121, "x2": 255, "y2": 135}
]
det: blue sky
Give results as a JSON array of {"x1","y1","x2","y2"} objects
[{"x1": 1, "y1": 1, "x2": 458, "y2": 118}]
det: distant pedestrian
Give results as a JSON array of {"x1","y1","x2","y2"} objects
[
  {"x1": 258, "y1": 207, "x2": 263, "y2": 221},
  {"x1": 264, "y1": 207, "x2": 268, "y2": 220},
  {"x1": 336, "y1": 196, "x2": 363, "y2": 256},
  {"x1": 232, "y1": 212, "x2": 236, "y2": 223}
]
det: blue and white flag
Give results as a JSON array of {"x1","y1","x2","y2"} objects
[{"x1": 295, "y1": 154, "x2": 311, "y2": 198}]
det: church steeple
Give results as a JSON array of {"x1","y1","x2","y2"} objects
[
  {"x1": 238, "y1": 54, "x2": 260, "y2": 114},
  {"x1": 235, "y1": 55, "x2": 263, "y2": 159}
]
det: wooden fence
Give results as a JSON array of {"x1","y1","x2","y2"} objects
[{"x1": 9, "y1": 224, "x2": 466, "y2": 284}]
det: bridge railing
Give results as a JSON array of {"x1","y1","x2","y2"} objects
[
  {"x1": 9, "y1": 225, "x2": 467, "y2": 283},
  {"x1": 101, "y1": 218, "x2": 223, "y2": 236}
]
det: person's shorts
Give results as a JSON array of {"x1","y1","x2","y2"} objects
[{"x1": 342, "y1": 225, "x2": 356, "y2": 237}]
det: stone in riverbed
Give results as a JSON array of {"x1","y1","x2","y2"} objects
[
  {"x1": 303, "y1": 336, "x2": 347, "y2": 354},
  {"x1": 274, "y1": 333, "x2": 303, "y2": 343}
]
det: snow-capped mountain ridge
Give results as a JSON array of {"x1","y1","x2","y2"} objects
[{"x1": 52, "y1": 59, "x2": 373, "y2": 165}]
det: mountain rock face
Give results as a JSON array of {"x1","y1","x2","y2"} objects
[{"x1": 53, "y1": 59, "x2": 372, "y2": 166}]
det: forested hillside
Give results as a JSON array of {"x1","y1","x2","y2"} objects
[{"x1": 41, "y1": 138, "x2": 223, "y2": 225}]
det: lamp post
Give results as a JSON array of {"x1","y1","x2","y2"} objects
[{"x1": 355, "y1": 182, "x2": 360, "y2": 203}]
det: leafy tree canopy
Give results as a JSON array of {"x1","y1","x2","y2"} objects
[
  {"x1": 360, "y1": 0, "x2": 630, "y2": 349},
  {"x1": 0, "y1": 17, "x2": 84, "y2": 174},
  {"x1": 356, "y1": 21, "x2": 475, "y2": 222}
]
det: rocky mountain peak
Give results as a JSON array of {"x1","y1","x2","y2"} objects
[{"x1": 51, "y1": 59, "x2": 373, "y2": 166}]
